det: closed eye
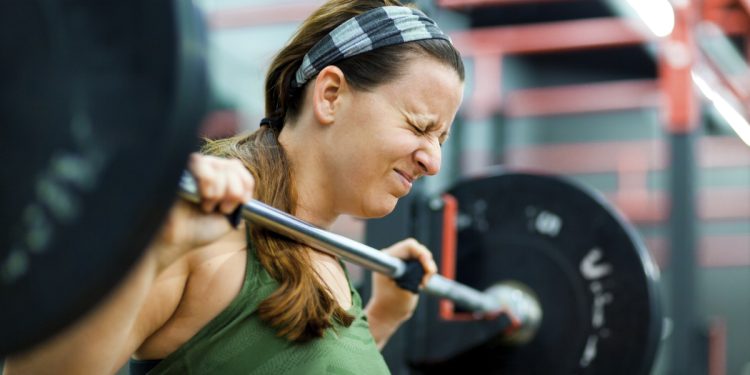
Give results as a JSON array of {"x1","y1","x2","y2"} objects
[
  {"x1": 410, "y1": 123, "x2": 426, "y2": 134},
  {"x1": 409, "y1": 121, "x2": 445, "y2": 146}
]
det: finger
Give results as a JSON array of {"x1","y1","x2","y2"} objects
[
  {"x1": 188, "y1": 153, "x2": 220, "y2": 183},
  {"x1": 196, "y1": 169, "x2": 221, "y2": 213},
  {"x1": 394, "y1": 239, "x2": 434, "y2": 288},
  {"x1": 385, "y1": 238, "x2": 421, "y2": 258},
  {"x1": 420, "y1": 259, "x2": 437, "y2": 287},
  {"x1": 201, "y1": 198, "x2": 219, "y2": 213},
  {"x1": 219, "y1": 172, "x2": 245, "y2": 214},
  {"x1": 223, "y1": 158, "x2": 254, "y2": 202},
  {"x1": 239, "y1": 170, "x2": 255, "y2": 202},
  {"x1": 205, "y1": 175, "x2": 227, "y2": 213},
  {"x1": 229, "y1": 159, "x2": 254, "y2": 200},
  {"x1": 187, "y1": 152, "x2": 206, "y2": 175},
  {"x1": 419, "y1": 251, "x2": 436, "y2": 274},
  {"x1": 414, "y1": 246, "x2": 437, "y2": 287},
  {"x1": 407, "y1": 241, "x2": 430, "y2": 262}
]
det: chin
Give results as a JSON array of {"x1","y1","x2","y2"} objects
[{"x1": 360, "y1": 196, "x2": 399, "y2": 218}]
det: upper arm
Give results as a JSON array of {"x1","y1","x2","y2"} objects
[
  {"x1": 4, "y1": 254, "x2": 161, "y2": 375},
  {"x1": 116, "y1": 258, "x2": 190, "y2": 366}
]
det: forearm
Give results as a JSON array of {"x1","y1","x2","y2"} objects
[
  {"x1": 3, "y1": 252, "x2": 159, "y2": 375},
  {"x1": 364, "y1": 301, "x2": 409, "y2": 351},
  {"x1": 364, "y1": 239, "x2": 436, "y2": 350}
]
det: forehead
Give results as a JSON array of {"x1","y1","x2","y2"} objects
[
  {"x1": 389, "y1": 55, "x2": 464, "y2": 101},
  {"x1": 375, "y1": 56, "x2": 464, "y2": 126}
]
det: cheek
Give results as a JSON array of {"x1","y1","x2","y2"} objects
[
  {"x1": 370, "y1": 131, "x2": 417, "y2": 158},
  {"x1": 332, "y1": 155, "x2": 380, "y2": 195}
]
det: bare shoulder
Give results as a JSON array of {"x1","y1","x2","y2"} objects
[{"x1": 132, "y1": 229, "x2": 248, "y2": 360}]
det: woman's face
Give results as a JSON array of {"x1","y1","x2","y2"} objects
[{"x1": 324, "y1": 55, "x2": 464, "y2": 218}]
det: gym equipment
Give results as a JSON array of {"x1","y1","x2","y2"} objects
[
  {"x1": 0, "y1": 3, "x2": 662, "y2": 374},
  {"x1": 0, "y1": 0, "x2": 208, "y2": 355},
  {"x1": 372, "y1": 172, "x2": 662, "y2": 375}
]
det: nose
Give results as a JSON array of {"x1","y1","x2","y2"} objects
[{"x1": 414, "y1": 142, "x2": 441, "y2": 176}]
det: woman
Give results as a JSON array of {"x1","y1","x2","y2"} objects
[{"x1": 3, "y1": 0, "x2": 464, "y2": 373}]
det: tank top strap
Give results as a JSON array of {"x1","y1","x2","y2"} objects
[{"x1": 241, "y1": 227, "x2": 278, "y2": 310}]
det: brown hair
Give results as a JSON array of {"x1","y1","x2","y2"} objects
[{"x1": 205, "y1": 0, "x2": 464, "y2": 342}]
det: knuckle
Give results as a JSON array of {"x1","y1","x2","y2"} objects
[
  {"x1": 199, "y1": 180, "x2": 215, "y2": 197},
  {"x1": 230, "y1": 188, "x2": 245, "y2": 202},
  {"x1": 188, "y1": 152, "x2": 200, "y2": 165},
  {"x1": 204, "y1": 154, "x2": 220, "y2": 166},
  {"x1": 227, "y1": 176, "x2": 241, "y2": 192}
]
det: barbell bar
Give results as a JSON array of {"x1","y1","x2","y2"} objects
[{"x1": 178, "y1": 172, "x2": 542, "y2": 333}]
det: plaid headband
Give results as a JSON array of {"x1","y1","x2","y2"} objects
[{"x1": 292, "y1": 6, "x2": 450, "y2": 88}]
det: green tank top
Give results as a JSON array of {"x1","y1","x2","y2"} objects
[{"x1": 146, "y1": 236, "x2": 391, "y2": 375}]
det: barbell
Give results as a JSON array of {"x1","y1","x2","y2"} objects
[
  {"x1": 0, "y1": 1, "x2": 662, "y2": 374},
  {"x1": 179, "y1": 172, "x2": 543, "y2": 329}
]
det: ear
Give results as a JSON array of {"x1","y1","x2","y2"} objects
[{"x1": 311, "y1": 65, "x2": 347, "y2": 125}]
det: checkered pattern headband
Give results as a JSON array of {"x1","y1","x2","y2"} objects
[{"x1": 292, "y1": 6, "x2": 450, "y2": 88}]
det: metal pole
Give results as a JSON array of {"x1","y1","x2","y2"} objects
[
  {"x1": 668, "y1": 132, "x2": 699, "y2": 375},
  {"x1": 660, "y1": 1, "x2": 701, "y2": 373}
]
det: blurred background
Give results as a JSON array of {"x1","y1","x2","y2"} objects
[{"x1": 192, "y1": 0, "x2": 750, "y2": 374}]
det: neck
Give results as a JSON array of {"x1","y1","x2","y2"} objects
[{"x1": 279, "y1": 120, "x2": 338, "y2": 229}]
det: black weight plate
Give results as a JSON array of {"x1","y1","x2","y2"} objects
[
  {"x1": 412, "y1": 171, "x2": 662, "y2": 375},
  {"x1": 0, "y1": 0, "x2": 208, "y2": 355}
]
